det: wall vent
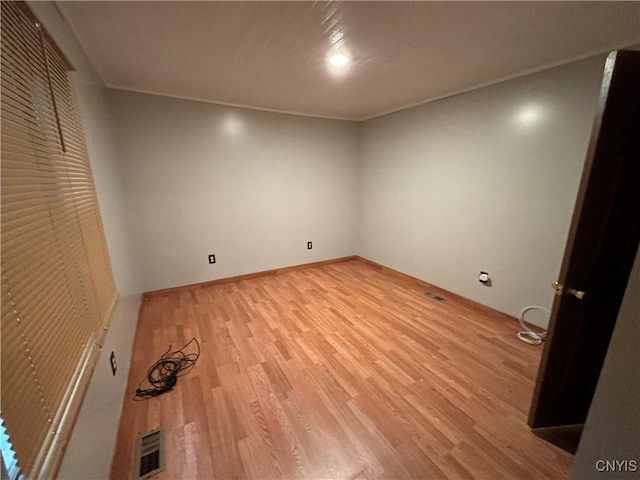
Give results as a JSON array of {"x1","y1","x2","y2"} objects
[
  {"x1": 135, "y1": 428, "x2": 165, "y2": 479},
  {"x1": 424, "y1": 291, "x2": 445, "y2": 302}
]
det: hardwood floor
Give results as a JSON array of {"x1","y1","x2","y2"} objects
[{"x1": 111, "y1": 259, "x2": 573, "y2": 479}]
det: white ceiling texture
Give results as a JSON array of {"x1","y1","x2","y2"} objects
[{"x1": 57, "y1": 1, "x2": 640, "y2": 121}]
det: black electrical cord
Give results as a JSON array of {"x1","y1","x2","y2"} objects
[{"x1": 134, "y1": 337, "x2": 200, "y2": 400}]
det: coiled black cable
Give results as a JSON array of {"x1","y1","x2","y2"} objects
[{"x1": 134, "y1": 337, "x2": 200, "y2": 400}]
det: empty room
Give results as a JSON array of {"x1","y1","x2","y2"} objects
[{"x1": 1, "y1": 1, "x2": 639, "y2": 479}]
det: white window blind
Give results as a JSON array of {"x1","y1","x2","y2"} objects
[{"x1": 1, "y1": 2, "x2": 117, "y2": 477}]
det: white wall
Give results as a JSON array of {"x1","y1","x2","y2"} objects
[
  {"x1": 358, "y1": 56, "x2": 606, "y2": 325},
  {"x1": 107, "y1": 90, "x2": 360, "y2": 293},
  {"x1": 572, "y1": 246, "x2": 640, "y2": 478},
  {"x1": 57, "y1": 295, "x2": 141, "y2": 480},
  {"x1": 71, "y1": 80, "x2": 137, "y2": 296},
  {"x1": 26, "y1": 3, "x2": 140, "y2": 479}
]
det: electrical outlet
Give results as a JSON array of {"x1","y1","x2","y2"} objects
[
  {"x1": 478, "y1": 271, "x2": 492, "y2": 287},
  {"x1": 110, "y1": 351, "x2": 117, "y2": 376},
  {"x1": 307, "y1": 241, "x2": 312, "y2": 250},
  {"x1": 208, "y1": 254, "x2": 216, "y2": 264}
]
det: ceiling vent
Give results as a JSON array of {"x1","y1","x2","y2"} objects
[{"x1": 135, "y1": 428, "x2": 165, "y2": 479}]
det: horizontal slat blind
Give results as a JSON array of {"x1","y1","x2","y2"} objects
[
  {"x1": 0, "y1": 2, "x2": 117, "y2": 477},
  {"x1": 44, "y1": 39, "x2": 116, "y2": 329},
  {"x1": 1, "y1": 5, "x2": 60, "y2": 471}
]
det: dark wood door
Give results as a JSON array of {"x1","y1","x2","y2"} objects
[{"x1": 528, "y1": 51, "x2": 640, "y2": 448}]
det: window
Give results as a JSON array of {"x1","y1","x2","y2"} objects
[{"x1": 1, "y1": 2, "x2": 117, "y2": 477}]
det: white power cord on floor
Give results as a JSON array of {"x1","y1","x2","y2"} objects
[{"x1": 517, "y1": 305, "x2": 549, "y2": 345}]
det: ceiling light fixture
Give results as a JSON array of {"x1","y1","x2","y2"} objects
[
  {"x1": 326, "y1": 50, "x2": 352, "y2": 76},
  {"x1": 329, "y1": 53, "x2": 349, "y2": 67}
]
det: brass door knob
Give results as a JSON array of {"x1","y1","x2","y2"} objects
[
  {"x1": 552, "y1": 282, "x2": 585, "y2": 299},
  {"x1": 551, "y1": 281, "x2": 564, "y2": 295}
]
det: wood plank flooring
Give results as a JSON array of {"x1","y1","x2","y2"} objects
[{"x1": 111, "y1": 259, "x2": 573, "y2": 479}]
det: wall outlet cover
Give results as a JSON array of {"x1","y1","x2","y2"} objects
[{"x1": 208, "y1": 254, "x2": 216, "y2": 264}]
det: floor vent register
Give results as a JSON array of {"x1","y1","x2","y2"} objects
[
  {"x1": 424, "y1": 291, "x2": 446, "y2": 302},
  {"x1": 135, "y1": 428, "x2": 165, "y2": 479}
]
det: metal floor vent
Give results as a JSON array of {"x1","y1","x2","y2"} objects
[
  {"x1": 424, "y1": 291, "x2": 446, "y2": 302},
  {"x1": 135, "y1": 428, "x2": 165, "y2": 480}
]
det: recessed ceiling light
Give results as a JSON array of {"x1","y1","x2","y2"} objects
[
  {"x1": 329, "y1": 53, "x2": 350, "y2": 67},
  {"x1": 326, "y1": 50, "x2": 352, "y2": 76}
]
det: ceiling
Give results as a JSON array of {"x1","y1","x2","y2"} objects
[{"x1": 57, "y1": 1, "x2": 640, "y2": 121}]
